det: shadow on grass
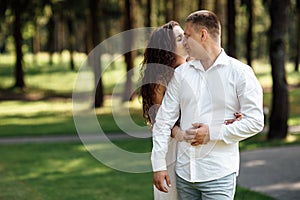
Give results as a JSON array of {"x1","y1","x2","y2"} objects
[{"x1": 0, "y1": 87, "x2": 71, "y2": 101}]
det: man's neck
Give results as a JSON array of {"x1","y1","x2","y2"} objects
[{"x1": 201, "y1": 46, "x2": 222, "y2": 71}]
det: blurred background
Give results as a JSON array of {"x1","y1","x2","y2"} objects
[{"x1": 0, "y1": 0, "x2": 299, "y2": 199}]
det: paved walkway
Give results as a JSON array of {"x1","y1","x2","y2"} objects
[
  {"x1": 238, "y1": 145, "x2": 300, "y2": 200},
  {"x1": 0, "y1": 127, "x2": 300, "y2": 199}
]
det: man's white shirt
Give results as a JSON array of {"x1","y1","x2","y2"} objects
[{"x1": 151, "y1": 50, "x2": 264, "y2": 182}]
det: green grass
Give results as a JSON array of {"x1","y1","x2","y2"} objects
[
  {"x1": 0, "y1": 142, "x2": 153, "y2": 200},
  {"x1": 0, "y1": 52, "x2": 146, "y2": 136},
  {"x1": 239, "y1": 132, "x2": 300, "y2": 151},
  {"x1": 0, "y1": 97, "x2": 147, "y2": 137},
  {"x1": 0, "y1": 52, "x2": 142, "y2": 96},
  {"x1": 0, "y1": 141, "x2": 274, "y2": 200}
]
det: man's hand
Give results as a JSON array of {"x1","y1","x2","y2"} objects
[
  {"x1": 153, "y1": 170, "x2": 171, "y2": 193},
  {"x1": 186, "y1": 123, "x2": 210, "y2": 146}
]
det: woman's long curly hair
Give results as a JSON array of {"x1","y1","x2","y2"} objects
[{"x1": 140, "y1": 21, "x2": 179, "y2": 126}]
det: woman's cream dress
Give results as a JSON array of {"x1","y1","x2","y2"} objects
[{"x1": 151, "y1": 85, "x2": 179, "y2": 200}]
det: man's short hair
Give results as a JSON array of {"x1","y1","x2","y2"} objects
[{"x1": 185, "y1": 10, "x2": 221, "y2": 40}]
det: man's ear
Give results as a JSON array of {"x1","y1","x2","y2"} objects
[{"x1": 200, "y1": 29, "x2": 208, "y2": 42}]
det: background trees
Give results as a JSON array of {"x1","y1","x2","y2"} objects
[
  {"x1": 267, "y1": 0, "x2": 290, "y2": 139},
  {"x1": 0, "y1": 0, "x2": 298, "y2": 140}
]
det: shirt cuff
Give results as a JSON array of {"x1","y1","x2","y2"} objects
[
  {"x1": 209, "y1": 124, "x2": 225, "y2": 141},
  {"x1": 151, "y1": 158, "x2": 167, "y2": 172}
]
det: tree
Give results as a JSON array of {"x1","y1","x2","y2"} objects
[
  {"x1": 67, "y1": 17, "x2": 75, "y2": 71},
  {"x1": 198, "y1": 0, "x2": 204, "y2": 9},
  {"x1": 0, "y1": 0, "x2": 48, "y2": 88},
  {"x1": 164, "y1": 0, "x2": 171, "y2": 23},
  {"x1": 227, "y1": 0, "x2": 236, "y2": 58},
  {"x1": 242, "y1": 0, "x2": 253, "y2": 67},
  {"x1": 267, "y1": 0, "x2": 290, "y2": 140},
  {"x1": 122, "y1": 0, "x2": 136, "y2": 102},
  {"x1": 47, "y1": 14, "x2": 55, "y2": 66},
  {"x1": 295, "y1": 0, "x2": 300, "y2": 71},
  {"x1": 172, "y1": 0, "x2": 179, "y2": 21},
  {"x1": 88, "y1": 0, "x2": 104, "y2": 108},
  {"x1": 12, "y1": 0, "x2": 25, "y2": 88},
  {"x1": 145, "y1": 0, "x2": 152, "y2": 27}
]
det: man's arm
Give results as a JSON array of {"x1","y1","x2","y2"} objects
[{"x1": 210, "y1": 66, "x2": 264, "y2": 144}]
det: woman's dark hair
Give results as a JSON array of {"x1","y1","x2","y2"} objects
[{"x1": 140, "y1": 21, "x2": 179, "y2": 125}]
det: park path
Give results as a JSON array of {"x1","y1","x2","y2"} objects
[{"x1": 238, "y1": 145, "x2": 300, "y2": 200}]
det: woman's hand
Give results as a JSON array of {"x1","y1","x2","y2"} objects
[
  {"x1": 171, "y1": 125, "x2": 195, "y2": 142},
  {"x1": 224, "y1": 112, "x2": 243, "y2": 125}
]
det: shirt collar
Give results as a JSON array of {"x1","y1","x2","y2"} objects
[
  {"x1": 188, "y1": 59, "x2": 204, "y2": 71},
  {"x1": 211, "y1": 49, "x2": 229, "y2": 67},
  {"x1": 188, "y1": 49, "x2": 229, "y2": 71}
]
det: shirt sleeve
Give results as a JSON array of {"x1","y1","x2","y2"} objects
[
  {"x1": 151, "y1": 70, "x2": 181, "y2": 172},
  {"x1": 210, "y1": 66, "x2": 264, "y2": 144}
]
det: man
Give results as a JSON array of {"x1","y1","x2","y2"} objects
[{"x1": 151, "y1": 10, "x2": 264, "y2": 199}]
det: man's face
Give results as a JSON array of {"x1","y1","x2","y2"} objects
[{"x1": 184, "y1": 22, "x2": 204, "y2": 59}]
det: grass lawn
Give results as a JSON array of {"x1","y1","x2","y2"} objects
[{"x1": 0, "y1": 141, "x2": 275, "y2": 200}]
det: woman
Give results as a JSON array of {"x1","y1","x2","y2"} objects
[
  {"x1": 140, "y1": 21, "x2": 188, "y2": 200},
  {"x1": 140, "y1": 21, "x2": 242, "y2": 199},
  {"x1": 140, "y1": 21, "x2": 188, "y2": 135}
]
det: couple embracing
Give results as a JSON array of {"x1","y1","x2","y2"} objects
[{"x1": 140, "y1": 10, "x2": 264, "y2": 200}]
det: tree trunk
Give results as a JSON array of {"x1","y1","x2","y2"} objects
[
  {"x1": 246, "y1": 0, "x2": 253, "y2": 67},
  {"x1": 145, "y1": 0, "x2": 152, "y2": 27},
  {"x1": 33, "y1": 21, "x2": 40, "y2": 64},
  {"x1": 89, "y1": 0, "x2": 104, "y2": 108},
  {"x1": 227, "y1": 0, "x2": 236, "y2": 58},
  {"x1": 268, "y1": 0, "x2": 290, "y2": 140},
  {"x1": 295, "y1": 0, "x2": 300, "y2": 71},
  {"x1": 13, "y1": 5, "x2": 25, "y2": 88},
  {"x1": 47, "y1": 15, "x2": 55, "y2": 66},
  {"x1": 198, "y1": 0, "x2": 204, "y2": 9},
  {"x1": 67, "y1": 18, "x2": 75, "y2": 71},
  {"x1": 122, "y1": 0, "x2": 135, "y2": 102},
  {"x1": 214, "y1": 0, "x2": 226, "y2": 47},
  {"x1": 164, "y1": 0, "x2": 171, "y2": 23},
  {"x1": 172, "y1": 0, "x2": 178, "y2": 21}
]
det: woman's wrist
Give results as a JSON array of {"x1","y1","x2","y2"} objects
[{"x1": 171, "y1": 125, "x2": 180, "y2": 138}]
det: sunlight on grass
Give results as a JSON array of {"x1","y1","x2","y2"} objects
[
  {"x1": 286, "y1": 134, "x2": 299, "y2": 143},
  {"x1": 252, "y1": 60, "x2": 300, "y2": 87},
  {"x1": 0, "y1": 100, "x2": 75, "y2": 136},
  {"x1": 239, "y1": 133, "x2": 300, "y2": 151},
  {"x1": 0, "y1": 100, "x2": 72, "y2": 115}
]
